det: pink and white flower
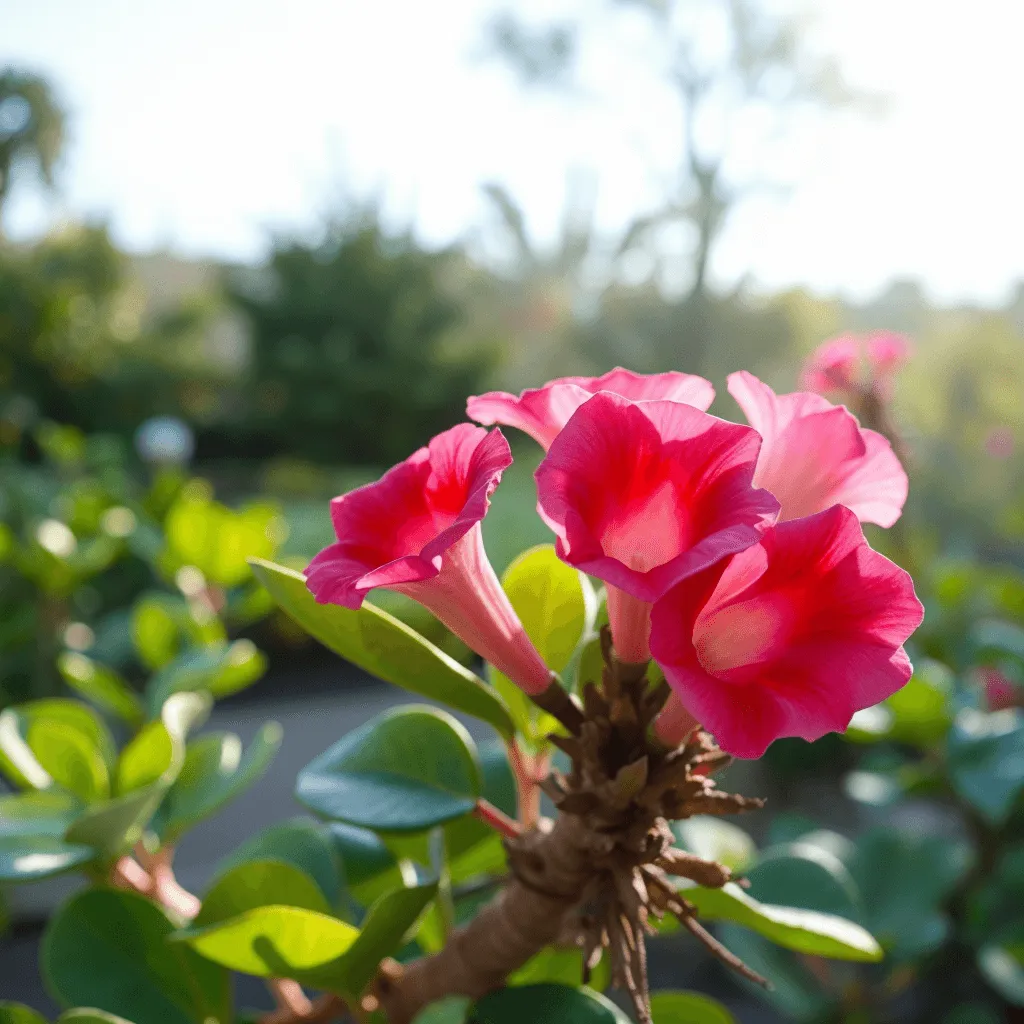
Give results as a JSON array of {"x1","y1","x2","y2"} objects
[
  {"x1": 649, "y1": 505, "x2": 923, "y2": 759},
  {"x1": 467, "y1": 368, "x2": 715, "y2": 451},
  {"x1": 306, "y1": 424, "x2": 552, "y2": 695},
  {"x1": 535, "y1": 392, "x2": 779, "y2": 662},
  {"x1": 728, "y1": 371, "x2": 907, "y2": 527}
]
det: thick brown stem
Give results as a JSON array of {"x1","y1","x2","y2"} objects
[
  {"x1": 372, "y1": 815, "x2": 594, "y2": 1024},
  {"x1": 530, "y1": 679, "x2": 584, "y2": 735}
]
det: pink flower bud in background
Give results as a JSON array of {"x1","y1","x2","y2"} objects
[
  {"x1": 536, "y1": 392, "x2": 779, "y2": 663},
  {"x1": 978, "y1": 667, "x2": 1020, "y2": 711},
  {"x1": 650, "y1": 505, "x2": 923, "y2": 759},
  {"x1": 728, "y1": 372, "x2": 908, "y2": 527},
  {"x1": 305, "y1": 424, "x2": 552, "y2": 695},
  {"x1": 467, "y1": 368, "x2": 715, "y2": 451}
]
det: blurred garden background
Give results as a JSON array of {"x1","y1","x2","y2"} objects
[{"x1": 1, "y1": 1, "x2": 1022, "y2": 1022}]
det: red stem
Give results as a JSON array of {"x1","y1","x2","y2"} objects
[{"x1": 473, "y1": 798, "x2": 523, "y2": 840}]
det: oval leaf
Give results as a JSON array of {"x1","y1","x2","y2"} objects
[
  {"x1": 469, "y1": 984, "x2": 630, "y2": 1024},
  {"x1": 42, "y1": 889, "x2": 229, "y2": 1024},
  {"x1": 194, "y1": 859, "x2": 332, "y2": 928},
  {"x1": 250, "y1": 559, "x2": 514, "y2": 741},
  {"x1": 297, "y1": 706, "x2": 481, "y2": 833},
  {"x1": 58, "y1": 653, "x2": 144, "y2": 727},
  {"x1": 650, "y1": 991, "x2": 736, "y2": 1024}
]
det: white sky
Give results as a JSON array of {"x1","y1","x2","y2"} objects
[{"x1": 2, "y1": 0, "x2": 1023, "y2": 304}]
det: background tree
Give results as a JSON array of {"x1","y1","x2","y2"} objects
[{"x1": 0, "y1": 68, "x2": 65, "y2": 234}]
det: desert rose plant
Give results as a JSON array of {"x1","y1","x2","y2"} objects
[{"x1": 0, "y1": 364, "x2": 924, "y2": 1024}]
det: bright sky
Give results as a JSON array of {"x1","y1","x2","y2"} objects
[{"x1": 2, "y1": 0, "x2": 1022, "y2": 304}]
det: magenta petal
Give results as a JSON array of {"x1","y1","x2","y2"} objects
[
  {"x1": 650, "y1": 505, "x2": 923, "y2": 759},
  {"x1": 467, "y1": 368, "x2": 715, "y2": 451}
]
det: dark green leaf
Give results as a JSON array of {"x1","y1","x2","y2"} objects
[
  {"x1": 0, "y1": 1004, "x2": 48, "y2": 1024},
  {"x1": 329, "y1": 823, "x2": 404, "y2": 908},
  {"x1": 978, "y1": 944, "x2": 1024, "y2": 1006},
  {"x1": 947, "y1": 710, "x2": 1024, "y2": 824},
  {"x1": 745, "y1": 843, "x2": 862, "y2": 921},
  {"x1": 650, "y1": 991, "x2": 736, "y2": 1024},
  {"x1": 58, "y1": 1012, "x2": 136, "y2": 1024},
  {"x1": 469, "y1": 984, "x2": 629, "y2": 1024},
  {"x1": 412, "y1": 998, "x2": 471, "y2": 1024},
  {"x1": 0, "y1": 833, "x2": 95, "y2": 881},
  {"x1": 0, "y1": 790, "x2": 82, "y2": 838},
  {"x1": 42, "y1": 889, "x2": 230, "y2": 1024},
  {"x1": 193, "y1": 859, "x2": 332, "y2": 928},
  {"x1": 58, "y1": 653, "x2": 144, "y2": 727},
  {"x1": 176, "y1": 905, "x2": 359, "y2": 988},
  {"x1": 64, "y1": 787, "x2": 166, "y2": 859},
  {"x1": 250, "y1": 559, "x2": 514, "y2": 741},
  {"x1": 297, "y1": 706, "x2": 481, "y2": 833}
]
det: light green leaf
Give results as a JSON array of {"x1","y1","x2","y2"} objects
[
  {"x1": 208, "y1": 640, "x2": 267, "y2": 699},
  {"x1": 0, "y1": 1004, "x2": 48, "y2": 1024},
  {"x1": 297, "y1": 706, "x2": 481, "y2": 833},
  {"x1": 681, "y1": 883, "x2": 882, "y2": 961},
  {"x1": 58, "y1": 653, "x2": 144, "y2": 727},
  {"x1": 650, "y1": 991, "x2": 736, "y2": 1024},
  {"x1": 469, "y1": 984, "x2": 630, "y2": 1024},
  {"x1": 132, "y1": 595, "x2": 181, "y2": 670},
  {"x1": 250, "y1": 559, "x2": 514, "y2": 741},
  {"x1": 0, "y1": 833, "x2": 94, "y2": 881},
  {"x1": 42, "y1": 889, "x2": 230, "y2": 1024},
  {"x1": 194, "y1": 859, "x2": 332, "y2": 927},
  {"x1": 116, "y1": 722, "x2": 174, "y2": 795},
  {"x1": 673, "y1": 819, "x2": 757, "y2": 874},
  {"x1": 508, "y1": 946, "x2": 610, "y2": 991},
  {"x1": 227, "y1": 819, "x2": 345, "y2": 914},
  {"x1": 176, "y1": 905, "x2": 359, "y2": 988},
  {"x1": 155, "y1": 722, "x2": 281, "y2": 841},
  {"x1": 331, "y1": 882, "x2": 438, "y2": 995}
]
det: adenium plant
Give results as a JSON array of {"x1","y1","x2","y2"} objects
[{"x1": 0, "y1": 362, "x2": 925, "y2": 1024}]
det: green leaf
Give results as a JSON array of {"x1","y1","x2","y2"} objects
[
  {"x1": 444, "y1": 739, "x2": 517, "y2": 867},
  {"x1": 0, "y1": 833, "x2": 95, "y2": 881},
  {"x1": 207, "y1": 640, "x2": 267, "y2": 699},
  {"x1": 947, "y1": 710, "x2": 1024, "y2": 824},
  {"x1": 116, "y1": 722, "x2": 175, "y2": 795},
  {"x1": 176, "y1": 905, "x2": 359, "y2": 988},
  {"x1": 132, "y1": 595, "x2": 182, "y2": 670},
  {"x1": 680, "y1": 882, "x2": 882, "y2": 961},
  {"x1": 144, "y1": 647, "x2": 227, "y2": 718},
  {"x1": 58, "y1": 1012, "x2": 137, "y2": 1024},
  {"x1": 715, "y1": 925, "x2": 833, "y2": 1022},
  {"x1": 155, "y1": 723, "x2": 282, "y2": 841},
  {"x1": 745, "y1": 843, "x2": 863, "y2": 922},
  {"x1": 330, "y1": 882, "x2": 438, "y2": 995},
  {"x1": 849, "y1": 827, "x2": 973, "y2": 960},
  {"x1": 250, "y1": 559, "x2": 514, "y2": 741},
  {"x1": 412, "y1": 998, "x2": 471, "y2": 1024},
  {"x1": 58, "y1": 653, "x2": 144, "y2": 727},
  {"x1": 228, "y1": 819, "x2": 345, "y2": 914},
  {"x1": 42, "y1": 889, "x2": 230, "y2": 1024},
  {"x1": 0, "y1": 790, "x2": 82, "y2": 838},
  {"x1": 329, "y1": 823, "x2": 405, "y2": 909},
  {"x1": 0, "y1": 1004, "x2": 48, "y2": 1024},
  {"x1": 885, "y1": 661, "x2": 954, "y2": 746},
  {"x1": 297, "y1": 706, "x2": 481, "y2": 833},
  {"x1": 194, "y1": 859, "x2": 332, "y2": 927},
  {"x1": 508, "y1": 947, "x2": 610, "y2": 991},
  {"x1": 978, "y1": 944, "x2": 1024, "y2": 1006},
  {"x1": 650, "y1": 991, "x2": 736, "y2": 1024},
  {"x1": 469, "y1": 984, "x2": 630, "y2": 1024},
  {"x1": 673, "y1": 819, "x2": 757, "y2": 874}
]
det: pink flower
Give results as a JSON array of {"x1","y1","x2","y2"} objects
[
  {"x1": 653, "y1": 691, "x2": 699, "y2": 748},
  {"x1": 306, "y1": 424, "x2": 552, "y2": 695},
  {"x1": 866, "y1": 331, "x2": 911, "y2": 377},
  {"x1": 979, "y1": 667, "x2": 1020, "y2": 711},
  {"x1": 467, "y1": 368, "x2": 715, "y2": 451},
  {"x1": 536, "y1": 392, "x2": 779, "y2": 663},
  {"x1": 649, "y1": 505, "x2": 923, "y2": 759},
  {"x1": 800, "y1": 336, "x2": 861, "y2": 395},
  {"x1": 728, "y1": 371, "x2": 908, "y2": 528}
]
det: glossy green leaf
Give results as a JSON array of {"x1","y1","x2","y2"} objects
[
  {"x1": 116, "y1": 722, "x2": 174, "y2": 794},
  {"x1": 331, "y1": 882, "x2": 438, "y2": 995},
  {"x1": 978, "y1": 944, "x2": 1024, "y2": 1006},
  {"x1": 228, "y1": 819, "x2": 345, "y2": 913},
  {"x1": 412, "y1": 998, "x2": 471, "y2": 1024},
  {"x1": 444, "y1": 740, "x2": 517, "y2": 867},
  {"x1": 469, "y1": 984, "x2": 629, "y2": 1024},
  {"x1": 207, "y1": 640, "x2": 267, "y2": 699},
  {"x1": 58, "y1": 1012, "x2": 136, "y2": 1024},
  {"x1": 673, "y1": 819, "x2": 757, "y2": 874},
  {"x1": 849, "y1": 827, "x2": 973, "y2": 960},
  {"x1": 250, "y1": 559, "x2": 514, "y2": 741},
  {"x1": 330, "y1": 822, "x2": 406, "y2": 909},
  {"x1": 508, "y1": 946, "x2": 610, "y2": 991},
  {"x1": 681, "y1": 882, "x2": 882, "y2": 961},
  {"x1": 297, "y1": 706, "x2": 481, "y2": 833},
  {"x1": 745, "y1": 843, "x2": 862, "y2": 921},
  {"x1": 155, "y1": 723, "x2": 282, "y2": 841},
  {"x1": 0, "y1": 790, "x2": 82, "y2": 838},
  {"x1": 650, "y1": 991, "x2": 736, "y2": 1024},
  {"x1": 0, "y1": 1004, "x2": 48, "y2": 1024},
  {"x1": 194, "y1": 859, "x2": 332, "y2": 928},
  {"x1": 58, "y1": 653, "x2": 144, "y2": 727},
  {"x1": 43, "y1": 889, "x2": 230, "y2": 1024},
  {"x1": 948, "y1": 710, "x2": 1024, "y2": 823},
  {"x1": 176, "y1": 905, "x2": 359, "y2": 988},
  {"x1": 0, "y1": 833, "x2": 95, "y2": 881}
]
